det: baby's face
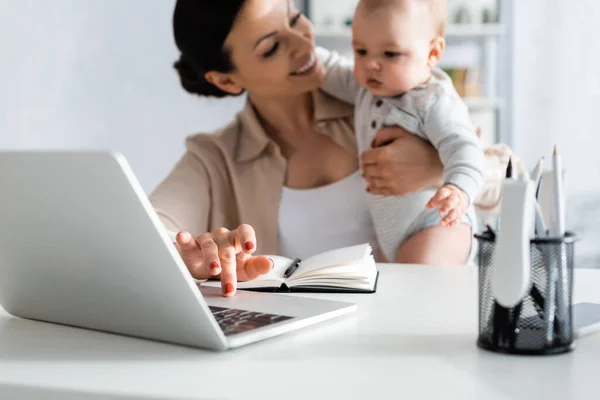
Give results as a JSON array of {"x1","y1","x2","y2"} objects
[{"x1": 352, "y1": 2, "x2": 439, "y2": 97}]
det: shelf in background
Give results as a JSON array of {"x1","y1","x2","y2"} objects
[
  {"x1": 463, "y1": 97, "x2": 504, "y2": 110},
  {"x1": 446, "y1": 23, "x2": 507, "y2": 38},
  {"x1": 315, "y1": 23, "x2": 507, "y2": 40}
]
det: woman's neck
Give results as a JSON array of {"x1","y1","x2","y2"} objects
[{"x1": 249, "y1": 92, "x2": 314, "y2": 138}]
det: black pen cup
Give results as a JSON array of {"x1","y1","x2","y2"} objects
[{"x1": 475, "y1": 231, "x2": 578, "y2": 355}]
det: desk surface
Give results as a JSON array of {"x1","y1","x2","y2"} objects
[{"x1": 1, "y1": 264, "x2": 600, "y2": 400}]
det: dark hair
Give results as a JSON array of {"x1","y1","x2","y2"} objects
[{"x1": 172, "y1": 0, "x2": 246, "y2": 98}]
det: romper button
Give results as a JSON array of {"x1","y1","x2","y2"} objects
[
  {"x1": 371, "y1": 121, "x2": 377, "y2": 129},
  {"x1": 376, "y1": 100, "x2": 383, "y2": 107}
]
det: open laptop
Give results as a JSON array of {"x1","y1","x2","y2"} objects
[{"x1": 0, "y1": 151, "x2": 356, "y2": 351}]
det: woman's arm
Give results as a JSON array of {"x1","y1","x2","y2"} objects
[
  {"x1": 360, "y1": 127, "x2": 444, "y2": 195},
  {"x1": 150, "y1": 151, "x2": 211, "y2": 236}
]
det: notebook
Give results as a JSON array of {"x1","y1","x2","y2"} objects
[{"x1": 202, "y1": 243, "x2": 379, "y2": 293}]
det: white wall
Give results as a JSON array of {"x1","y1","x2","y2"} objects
[
  {"x1": 509, "y1": 0, "x2": 600, "y2": 266},
  {"x1": 512, "y1": 0, "x2": 600, "y2": 194},
  {"x1": 0, "y1": 0, "x2": 246, "y2": 192}
]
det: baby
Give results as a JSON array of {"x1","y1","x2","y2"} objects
[{"x1": 318, "y1": 0, "x2": 484, "y2": 264}]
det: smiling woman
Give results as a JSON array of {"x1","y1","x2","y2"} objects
[
  {"x1": 150, "y1": 0, "x2": 503, "y2": 297},
  {"x1": 173, "y1": 0, "x2": 327, "y2": 99}
]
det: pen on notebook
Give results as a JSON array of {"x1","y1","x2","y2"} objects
[{"x1": 283, "y1": 258, "x2": 301, "y2": 279}]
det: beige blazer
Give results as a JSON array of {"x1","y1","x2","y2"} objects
[{"x1": 150, "y1": 90, "x2": 356, "y2": 255}]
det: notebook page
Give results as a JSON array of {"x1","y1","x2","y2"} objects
[{"x1": 290, "y1": 243, "x2": 372, "y2": 278}]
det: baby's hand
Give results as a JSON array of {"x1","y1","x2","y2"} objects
[{"x1": 426, "y1": 184, "x2": 468, "y2": 227}]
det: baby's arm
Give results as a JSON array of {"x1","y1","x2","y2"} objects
[
  {"x1": 421, "y1": 92, "x2": 485, "y2": 226},
  {"x1": 316, "y1": 47, "x2": 361, "y2": 105}
]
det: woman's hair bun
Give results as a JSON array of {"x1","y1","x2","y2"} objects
[{"x1": 173, "y1": 54, "x2": 233, "y2": 98}]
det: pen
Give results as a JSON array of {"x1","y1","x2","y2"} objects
[
  {"x1": 552, "y1": 145, "x2": 568, "y2": 341},
  {"x1": 531, "y1": 157, "x2": 545, "y2": 200},
  {"x1": 283, "y1": 258, "x2": 301, "y2": 279},
  {"x1": 529, "y1": 159, "x2": 548, "y2": 237},
  {"x1": 551, "y1": 146, "x2": 565, "y2": 237},
  {"x1": 534, "y1": 200, "x2": 548, "y2": 237}
]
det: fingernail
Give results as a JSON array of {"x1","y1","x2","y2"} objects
[
  {"x1": 210, "y1": 262, "x2": 220, "y2": 271},
  {"x1": 224, "y1": 283, "x2": 234, "y2": 296},
  {"x1": 269, "y1": 258, "x2": 275, "y2": 270},
  {"x1": 179, "y1": 232, "x2": 189, "y2": 244},
  {"x1": 244, "y1": 241, "x2": 255, "y2": 251}
]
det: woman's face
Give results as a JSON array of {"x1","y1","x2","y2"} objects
[{"x1": 218, "y1": 0, "x2": 325, "y2": 98}]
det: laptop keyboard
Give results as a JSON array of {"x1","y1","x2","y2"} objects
[{"x1": 209, "y1": 306, "x2": 293, "y2": 336}]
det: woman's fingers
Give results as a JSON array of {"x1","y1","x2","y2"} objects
[
  {"x1": 360, "y1": 145, "x2": 391, "y2": 166},
  {"x1": 196, "y1": 233, "x2": 221, "y2": 277},
  {"x1": 213, "y1": 228, "x2": 237, "y2": 297},
  {"x1": 372, "y1": 126, "x2": 410, "y2": 148},
  {"x1": 176, "y1": 231, "x2": 209, "y2": 279},
  {"x1": 176, "y1": 224, "x2": 267, "y2": 297},
  {"x1": 235, "y1": 224, "x2": 257, "y2": 254},
  {"x1": 237, "y1": 255, "x2": 274, "y2": 282},
  {"x1": 362, "y1": 164, "x2": 392, "y2": 179}
]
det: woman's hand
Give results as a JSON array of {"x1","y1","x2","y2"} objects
[
  {"x1": 173, "y1": 224, "x2": 273, "y2": 297},
  {"x1": 360, "y1": 127, "x2": 443, "y2": 195}
]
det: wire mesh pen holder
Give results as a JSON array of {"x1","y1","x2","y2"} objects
[{"x1": 475, "y1": 231, "x2": 578, "y2": 355}]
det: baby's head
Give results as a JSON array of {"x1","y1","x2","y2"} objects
[{"x1": 352, "y1": 0, "x2": 447, "y2": 97}]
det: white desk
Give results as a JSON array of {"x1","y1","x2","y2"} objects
[{"x1": 1, "y1": 264, "x2": 599, "y2": 400}]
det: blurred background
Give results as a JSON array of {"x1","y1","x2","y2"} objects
[{"x1": 1, "y1": 0, "x2": 599, "y2": 266}]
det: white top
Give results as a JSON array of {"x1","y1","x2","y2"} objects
[
  {"x1": 1, "y1": 265, "x2": 599, "y2": 399},
  {"x1": 278, "y1": 170, "x2": 378, "y2": 259}
]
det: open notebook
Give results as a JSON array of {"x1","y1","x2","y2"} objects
[{"x1": 202, "y1": 243, "x2": 379, "y2": 293}]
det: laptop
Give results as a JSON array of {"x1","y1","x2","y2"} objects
[{"x1": 0, "y1": 151, "x2": 356, "y2": 351}]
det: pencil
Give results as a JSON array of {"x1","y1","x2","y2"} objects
[{"x1": 552, "y1": 145, "x2": 568, "y2": 341}]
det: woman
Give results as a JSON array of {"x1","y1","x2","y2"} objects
[{"x1": 151, "y1": 0, "x2": 490, "y2": 296}]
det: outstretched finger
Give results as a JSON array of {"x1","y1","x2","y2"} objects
[{"x1": 214, "y1": 229, "x2": 237, "y2": 297}]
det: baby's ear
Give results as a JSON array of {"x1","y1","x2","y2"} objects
[{"x1": 428, "y1": 37, "x2": 446, "y2": 68}]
